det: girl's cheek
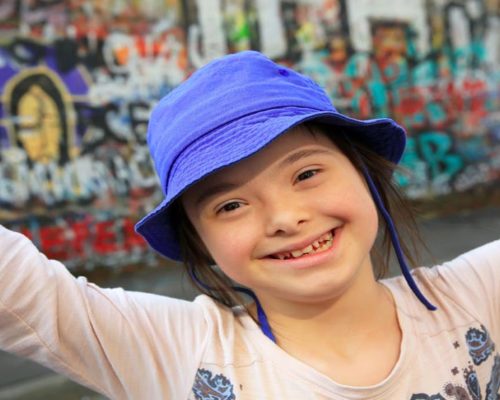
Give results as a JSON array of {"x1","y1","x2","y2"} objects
[
  {"x1": 211, "y1": 239, "x2": 254, "y2": 284},
  {"x1": 207, "y1": 222, "x2": 258, "y2": 260}
]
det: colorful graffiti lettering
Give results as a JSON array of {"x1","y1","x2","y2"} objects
[
  {"x1": 9, "y1": 214, "x2": 154, "y2": 270},
  {"x1": 0, "y1": 0, "x2": 498, "y2": 269}
]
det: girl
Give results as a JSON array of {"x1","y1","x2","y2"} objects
[{"x1": 1, "y1": 51, "x2": 499, "y2": 399}]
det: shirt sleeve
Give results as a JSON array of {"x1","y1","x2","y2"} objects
[
  {"x1": 0, "y1": 225, "x2": 208, "y2": 399},
  {"x1": 429, "y1": 240, "x2": 500, "y2": 334}
]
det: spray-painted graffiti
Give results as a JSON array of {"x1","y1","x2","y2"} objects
[
  {"x1": 9, "y1": 213, "x2": 155, "y2": 269},
  {"x1": 0, "y1": 0, "x2": 499, "y2": 269}
]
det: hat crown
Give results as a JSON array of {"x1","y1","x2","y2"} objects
[{"x1": 147, "y1": 51, "x2": 335, "y2": 195}]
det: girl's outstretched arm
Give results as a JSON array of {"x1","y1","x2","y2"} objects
[
  {"x1": 0, "y1": 225, "x2": 208, "y2": 399},
  {"x1": 425, "y1": 239, "x2": 500, "y2": 334}
]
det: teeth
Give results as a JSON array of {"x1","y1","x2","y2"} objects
[
  {"x1": 322, "y1": 232, "x2": 333, "y2": 241},
  {"x1": 302, "y1": 245, "x2": 313, "y2": 254},
  {"x1": 291, "y1": 250, "x2": 303, "y2": 258},
  {"x1": 272, "y1": 229, "x2": 336, "y2": 260}
]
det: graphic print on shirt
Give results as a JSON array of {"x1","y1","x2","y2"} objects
[
  {"x1": 462, "y1": 364, "x2": 481, "y2": 400},
  {"x1": 465, "y1": 325, "x2": 495, "y2": 366},
  {"x1": 192, "y1": 368, "x2": 236, "y2": 400},
  {"x1": 444, "y1": 382, "x2": 474, "y2": 400},
  {"x1": 410, "y1": 393, "x2": 446, "y2": 399},
  {"x1": 485, "y1": 354, "x2": 500, "y2": 400},
  {"x1": 410, "y1": 324, "x2": 499, "y2": 400}
]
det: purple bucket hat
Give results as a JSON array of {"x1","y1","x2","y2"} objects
[{"x1": 135, "y1": 50, "x2": 406, "y2": 261}]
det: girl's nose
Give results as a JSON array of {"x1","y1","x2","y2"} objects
[{"x1": 264, "y1": 197, "x2": 310, "y2": 237}]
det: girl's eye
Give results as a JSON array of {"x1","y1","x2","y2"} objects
[
  {"x1": 217, "y1": 201, "x2": 241, "y2": 214},
  {"x1": 296, "y1": 169, "x2": 318, "y2": 182}
]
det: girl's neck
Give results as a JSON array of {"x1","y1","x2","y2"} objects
[
  {"x1": 268, "y1": 284, "x2": 391, "y2": 343},
  {"x1": 250, "y1": 259, "x2": 398, "y2": 356},
  {"x1": 250, "y1": 268, "x2": 401, "y2": 385}
]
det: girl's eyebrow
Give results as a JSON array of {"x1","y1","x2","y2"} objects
[
  {"x1": 278, "y1": 148, "x2": 331, "y2": 168},
  {"x1": 194, "y1": 182, "x2": 241, "y2": 207}
]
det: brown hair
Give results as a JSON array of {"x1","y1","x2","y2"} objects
[{"x1": 170, "y1": 122, "x2": 425, "y2": 308}]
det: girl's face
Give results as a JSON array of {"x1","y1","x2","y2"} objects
[{"x1": 182, "y1": 125, "x2": 379, "y2": 308}]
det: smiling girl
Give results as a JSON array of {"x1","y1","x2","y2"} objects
[{"x1": 1, "y1": 51, "x2": 499, "y2": 399}]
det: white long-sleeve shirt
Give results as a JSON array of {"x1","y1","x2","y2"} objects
[{"x1": 1, "y1": 225, "x2": 499, "y2": 399}]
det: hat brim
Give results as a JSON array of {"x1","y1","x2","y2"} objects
[{"x1": 136, "y1": 107, "x2": 406, "y2": 261}]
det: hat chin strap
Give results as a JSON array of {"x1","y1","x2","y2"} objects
[
  {"x1": 232, "y1": 287, "x2": 277, "y2": 342},
  {"x1": 360, "y1": 165, "x2": 437, "y2": 312},
  {"x1": 187, "y1": 265, "x2": 277, "y2": 342}
]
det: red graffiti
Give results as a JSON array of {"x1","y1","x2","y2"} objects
[{"x1": 15, "y1": 216, "x2": 148, "y2": 262}]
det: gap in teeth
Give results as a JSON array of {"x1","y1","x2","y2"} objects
[{"x1": 275, "y1": 230, "x2": 335, "y2": 259}]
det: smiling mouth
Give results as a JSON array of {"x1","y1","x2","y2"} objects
[{"x1": 269, "y1": 229, "x2": 337, "y2": 260}]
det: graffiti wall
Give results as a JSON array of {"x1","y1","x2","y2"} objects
[{"x1": 0, "y1": 0, "x2": 499, "y2": 270}]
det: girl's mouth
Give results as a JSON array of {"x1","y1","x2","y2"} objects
[{"x1": 269, "y1": 229, "x2": 337, "y2": 260}]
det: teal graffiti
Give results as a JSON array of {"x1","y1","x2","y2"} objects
[
  {"x1": 396, "y1": 137, "x2": 420, "y2": 187},
  {"x1": 419, "y1": 131, "x2": 463, "y2": 180},
  {"x1": 426, "y1": 102, "x2": 447, "y2": 127},
  {"x1": 396, "y1": 132, "x2": 465, "y2": 190},
  {"x1": 411, "y1": 59, "x2": 439, "y2": 86}
]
